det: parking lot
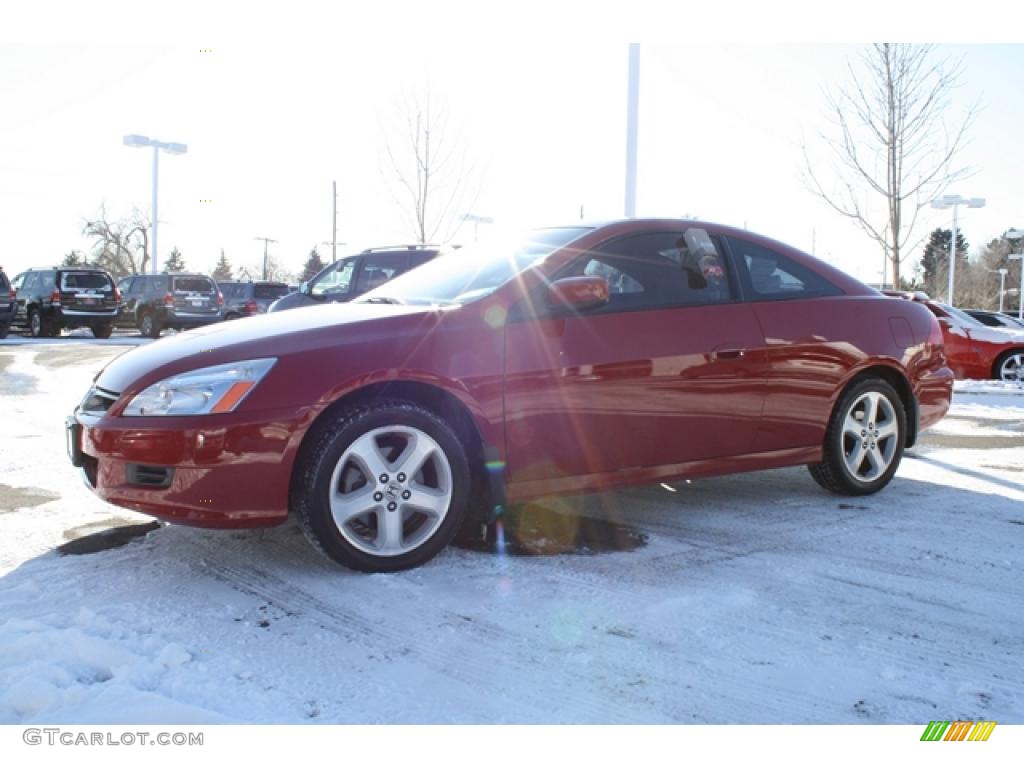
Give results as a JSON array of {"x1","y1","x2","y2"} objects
[{"x1": 1, "y1": 340, "x2": 1022, "y2": 724}]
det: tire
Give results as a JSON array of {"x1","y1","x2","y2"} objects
[
  {"x1": 808, "y1": 377, "x2": 906, "y2": 496},
  {"x1": 225, "y1": 312, "x2": 240, "y2": 321},
  {"x1": 138, "y1": 312, "x2": 162, "y2": 339},
  {"x1": 292, "y1": 400, "x2": 471, "y2": 572},
  {"x1": 994, "y1": 349, "x2": 1024, "y2": 382},
  {"x1": 93, "y1": 323, "x2": 114, "y2": 339},
  {"x1": 28, "y1": 308, "x2": 44, "y2": 338},
  {"x1": 0, "y1": 324, "x2": 8, "y2": 339}
]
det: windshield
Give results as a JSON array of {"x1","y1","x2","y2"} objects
[{"x1": 356, "y1": 227, "x2": 592, "y2": 305}]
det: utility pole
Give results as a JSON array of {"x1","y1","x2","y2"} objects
[
  {"x1": 254, "y1": 236, "x2": 277, "y2": 280},
  {"x1": 624, "y1": 43, "x2": 640, "y2": 218}
]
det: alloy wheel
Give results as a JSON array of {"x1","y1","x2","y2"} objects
[
  {"x1": 327, "y1": 425, "x2": 453, "y2": 556},
  {"x1": 840, "y1": 391, "x2": 899, "y2": 483},
  {"x1": 998, "y1": 352, "x2": 1023, "y2": 382}
]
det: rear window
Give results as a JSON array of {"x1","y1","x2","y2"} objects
[
  {"x1": 218, "y1": 283, "x2": 247, "y2": 299},
  {"x1": 61, "y1": 271, "x2": 112, "y2": 291},
  {"x1": 173, "y1": 276, "x2": 216, "y2": 294},
  {"x1": 254, "y1": 284, "x2": 290, "y2": 300},
  {"x1": 0, "y1": 272, "x2": 8, "y2": 290}
]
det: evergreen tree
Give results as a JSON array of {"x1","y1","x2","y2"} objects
[
  {"x1": 212, "y1": 249, "x2": 233, "y2": 281},
  {"x1": 920, "y1": 228, "x2": 968, "y2": 297},
  {"x1": 300, "y1": 247, "x2": 326, "y2": 282},
  {"x1": 62, "y1": 250, "x2": 84, "y2": 267},
  {"x1": 163, "y1": 247, "x2": 186, "y2": 272}
]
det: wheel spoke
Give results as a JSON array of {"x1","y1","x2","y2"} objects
[
  {"x1": 395, "y1": 432, "x2": 436, "y2": 478},
  {"x1": 404, "y1": 485, "x2": 449, "y2": 518},
  {"x1": 843, "y1": 413, "x2": 864, "y2": 439},
  {"x1": 329, "y1": 486, "x2": 378, "y2": 527},
  {"x1": 865, "y1": 445, "x2": 885, "y2": 479},
  {"x1": 864, "y1": 392, "x2": 880, "y2": 426},
  {"x1": 376, "y1": 507, "x2": 405, "y2": 553},
  {"x1": 876, "y1": 420, "x2": 899, "y2": 440},
  {"x1": 346, "y1": 432, "x2": 391, "y2": 482}
]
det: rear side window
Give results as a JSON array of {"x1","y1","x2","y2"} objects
[
  {"x1": 173, "y1": 276, "x2": 215, "y2": 294},
  {"x1": 724, "y1": 236, "x2": 842, "y2": 301},
  {"x1": 0, "y1": 272, "x2": 9, "y2": 290},
  {"x1": 61, "y1": 271, "x2": 112, "y2": 291},
  {"x1": 254, "y1": 283, "x2": 289, "y2": 300},
  {"x1": 219, "y1": 283, "x2": 247, "y2": 299}
]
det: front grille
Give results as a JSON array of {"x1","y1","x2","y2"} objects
[{"x1": 79, "y1": 386, "x2": 119, "y2": 415}]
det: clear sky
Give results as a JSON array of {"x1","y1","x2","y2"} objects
[{"x1": 2, "y1": 3, "x2": 1022, "y2": 286}]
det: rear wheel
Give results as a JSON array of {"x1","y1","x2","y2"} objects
[
  {"x1": 808, "y1": 378, "x2": 905, "y2": 496},
  {"x1": 293, "y1": 400, "x2": 470, "y2": 572},
  {"x1": 0, "y1": 324, "x2": 8, "y2": 339},
  {"x1": 28, "y1": 308, "x2": 44, "y2": 338},
  {"x1": 995, "y1": 350, "x2": 1024, "y2": 382},
  {"x1": 138, "y1": 312, "x2": 162, "y2": 339}
]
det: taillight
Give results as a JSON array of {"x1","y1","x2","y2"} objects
[
  {"x1": 50, "y1": 288, "x2": 61, "y2": 305},
  {"x1": 218, "y1": 291, "x2": 225, "y2": 308},
  {"x1": 244, "y1": 299, "x2": 257, "y2": 314},
  {"x1": 163, "y1": 292, "x2": 174, "y2": 307},
  {"x1": 114, "y1": 286, "x2": 123, "y2": 302},
  {"x1": 7, "y1": 289, "x2": 14, "y2": 301}
]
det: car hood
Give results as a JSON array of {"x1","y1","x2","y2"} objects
[{"x1": 94, "y1": 302, "x2": 438, "y2": 394}]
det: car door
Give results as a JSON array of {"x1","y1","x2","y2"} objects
[
  {"x1": 722, "y1": 235, "x2": 855, "y2": 453},
  {"x1": 504, "y1": 230, "x2": 767, "y2": 489}
]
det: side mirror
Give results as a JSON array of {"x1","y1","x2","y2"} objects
[
  {"x1": 300, "y1": 281, "x2": 311, "y2": 296},
  {"x1": 548, "y1": 276, "x2": 609, "y2": 312}
]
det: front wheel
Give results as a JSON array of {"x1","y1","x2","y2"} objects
[
  {"x1": 995, "y1": 349, "x2": 1024, "y2": 382},
  {"x1": 292, "y1": 400, "x2": 471, "y2": 572},
  {"x1": 808, "y1": 378, "x2": 906, "y2": 496}
]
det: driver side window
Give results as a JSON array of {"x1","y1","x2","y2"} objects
[{"x1": 312, "y1": 260, "x2": 355, "y2": 297}]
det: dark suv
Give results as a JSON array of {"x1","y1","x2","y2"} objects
[
  {"x1": 10, "y1": 266, "x2": 121, "y2": 338},
  {"x1": 0, "y1": 267, "x2": 15, "y2": 338},
  {"x1": 116, "y1": 273, "x2": 224, "y2": 338},
  {"x1": 217, "y1": 281, "x2": 292, "y2": 320},
  {"x1": 268, "y1": 245, "x2": 438, "y2": 312}
]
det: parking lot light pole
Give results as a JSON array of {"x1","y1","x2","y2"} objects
[
  {"x1": 989, "y1": 268, "x2": 1009, "y2": 312},
  {"x1": 1006, "y1": 228, "x2": 1024, "y2": 320},
  {"x1": 123, "y1": 135, "x2": 188, "y2": 274},
  {"x1": 931, "y1": 194, "x2": 985, "y2": 305}
]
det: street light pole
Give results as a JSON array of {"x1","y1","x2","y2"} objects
[
  {"x1": 931, "y1": 194, "x2": 985, "y2": 305},
  {"x1": 123, "y1": 135, "x2": 187, "y2": 274},
  {"x1": 989, "y1": 268, "x2": 1009, "y2": 312}
]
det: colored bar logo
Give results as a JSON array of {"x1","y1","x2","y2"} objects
[{"x1": 920, "y1": 721, "x2": 996, "y2": 741}]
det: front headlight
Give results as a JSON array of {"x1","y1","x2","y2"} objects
[{"x1": 123, "y1": 358, "x2": 277, "y2": 416}]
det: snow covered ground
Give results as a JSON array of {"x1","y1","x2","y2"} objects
[{"x1": 0, "y1": 341, "x2": 1021, "y2": 724}]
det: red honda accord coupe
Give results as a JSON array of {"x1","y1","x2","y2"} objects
[{"x1": 67, "y1": 219, "x2": 954, "y2": 571}]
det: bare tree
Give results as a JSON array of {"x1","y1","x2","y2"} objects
[
  {"x1": 804, "y1": 44, "x2": 977, "y2": 287},
  {"x1": 82, "y1": 205, "x2": 150, "y2": 277},
  {"x1": 383, "y1": 90, "x2": 480, "y2": 245}
]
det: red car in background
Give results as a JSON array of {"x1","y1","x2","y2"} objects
[
  {"x1": 67, "y1": 219, "x2": 954, "y2": 572},
  {"x1": 886, "y1": 292, "x2": 1024, "y2": 382}
]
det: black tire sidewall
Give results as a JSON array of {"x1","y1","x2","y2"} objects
[
  {"x1": 827, "y1": 378, "x2": 906, "y2": 494},
  {"x1": 299, "y1": 403, "x2": 471, "y2": 572}
]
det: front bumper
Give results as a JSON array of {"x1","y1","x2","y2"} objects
[{"x1": 66, "y1": 405, "x2": 311, "y2": 528}]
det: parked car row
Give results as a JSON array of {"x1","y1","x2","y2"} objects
[{"x1": 1, "y1": 245, "x2": 440, "y2": 339}]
